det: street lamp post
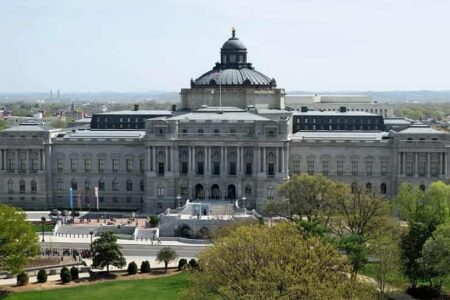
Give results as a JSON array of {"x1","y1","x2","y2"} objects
[
  {"x1": 89, "y1": 229, "x2": 94, "y2": 255},
  {"x1": 176, "y1": 194, "x2": 182, "y2": 208},
  {"x1": 40, "y1": 216, "x2": 46, "y2": 242}
]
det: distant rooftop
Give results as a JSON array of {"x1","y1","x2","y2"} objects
[
  {"x1": 291, "y1": 131, "x2": 389, "y2": 141},
  {"x1": 293, "y1": 111, "x2": 379, "y2": 117},
  {"x1": 95, "y1": 110, "x2": 172, "y2": 115},
  {"x1": 168, "y1": 110, "x2": 270, "y2": 122},
  {"x1": 3, "y1": 123, "x2": 59, "y2": 132},
  {"x1": 63, "y1": 130, "x2": 146, "y2": 139},
  {"x1": 397, "y1": 125, "x2": 445, "y2": 134},
  {"x1": 195, "y1": 106, "x2": 245, "y2": 112}
]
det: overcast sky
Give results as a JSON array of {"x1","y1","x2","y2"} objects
[{"x1": 1, "y1": 0, "x2": 450, "y2": 92}]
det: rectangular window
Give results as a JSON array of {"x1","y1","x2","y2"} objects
[
  {"x1": 418, "y1": 160, "x2": 426, "y2": 177},
  {"x1": 245, "y1": 162, "x2": 252, "y2": 175},
  {"x1": 293, "y1": 160, "x2": 300, "y2": 173},
  {"x1": 7, "y1": 159, "x2": 15, "y2": 172},
  {"x1": 406, "y1": 161, "x2": 414, "y2": 176},
  {"x1": 351, "y1": 161, "x2": 358, "y2": 176},
  {"x1": 19, "y1": 159, "x2": 26, "y2": 172},
  {"x1": 57, "y1": 180, "x2": 63, "y2": 190},
  {"x1": 307, "y1": 160, "x2": 314, "y2": 175},
  {"x1": 126, "y1": 181, "x2": 133, "y2": 191},
  {"x1": 267, "y1": 163, "x2": 275, "y2": 176},
  {"x1": 70, "y1": 159, "x2": 77, "y2": 173},
  {"x1": 84, "y1": 159, "x2": 92, "y2": 173},
  {"x1": 99, "y1": 181, "x2": 105, "y2": 191},
  {"x1": 126, "y1": 159, "x2": 134, "y2": 173},
  {"x1": 380, "y1": 161, "x2": 388, "y2": 176},
  {"x1": 112, "y1": 181, "x2": 119, "y2": 191},
  {"x1": 213, "y1": 162, "x2": 220, "y2": 176},
  {"x1": 365, "y1": 161, "x2": 372, "y2": 176},
  {"x1": 99, "y1": 196, "x2": 105, "y2": 203},
  {"x1": 98, "y1": 159, "x2": 105, "y2": 173},
  {"x1": 181, "y1": 162, "x2": 188, "y2": 175},
  {"x1": 267, "y1": 187, "x2": 274, "y2": 199},
  {"x1": 157, "y1": 186, "x2": 164, "y2": 197},
  {"x1": 229, "y1": 162, "x2": 236, "y2": 175},
  {"x1": 112, "y1": 159, "x2": 119, "y2": 173},
  {"x1": 337, "y1": 161, "x2": 344, "y2": 176},
  {"x1": 322, "y1": 161, "x2": 329, "y2": 176},
  {"x1": 31, "y1": 159, "x2": 38, "y2": 172},
  {"x1": 158, "y1": 163, "x2": 165, "y2": 175},
  {"x1": 140, "y1": 159, "x2": 145, "y2": 173},
  {"x1": 57, "y1": 159, "x2": 64, "y2": 172},
  {"x1": 197, "y1": 162, "x2": 204, "y2": 175}
]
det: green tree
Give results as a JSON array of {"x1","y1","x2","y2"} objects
[
  {"x1": 91, "y1": 231, "x2": 126, "y2": 273},
  {"x1": 0, "y1": 204, "x2": 39, "y2": 273},
  {"x1": 277, "y1": 174, "x2": 338, "y2": 225},
  {"x1": 184, "y1": 223, "x2": 375, "y2": 300},
  {"x1": 400, "y1": 222, "x2": 433, "y2": 288},
  {"x1": 368, "y1": 226, "x2": 402, "y2": 297},
  {"x1": 37, "y1": 269, "x2": 47, "y2": 283},
  {"x1": 60, "y1": 267, "x2": 71, "y2": 283},
  {"x1": 156, "y1": 247, "x2": 178, "y2": 273},
  {"x1": 394, "y1": 181, "x2": 450, "y2": 227},
  {"x1": 418, "y1": 222, "x2": 450, "y2": 293}
]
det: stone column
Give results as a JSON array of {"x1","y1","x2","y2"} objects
[
  {"x1": 147, "y1": 147, "x2": 151, "y2": 171},
  {"x1": 263, "y1": 147, "x2": 266, "y2": 173},
  {"x1": 192, "y1": 146, "x2": 196, "y2": 173},
  {"x1": 275, "y1": 148, "x2": 279, "y2": 174},
  {"x1": 281, "y1": 146, "x2": 285, "y2": 173},
  {"x1": 445, "y1": 152, "x2": 448, "y2": 176},
  {"x1": 402, "y1": 152, "x2": 406, "y2": 175},
  {"x1": 204, "y1": 146, "x2": 207, "y2": 174},
  {"x1": 165, "y1": 146, "x2": 169, "y2": 171},
  {"x1": 398, "y1": 152, "x2": 402, "y2": 175},
  {"x1": 26, "y1": 150, "x2": 30, "y2": 172},
  {"x1": 152, "y1": 147, "x2": 156, "y2": 172},
  {"x1": 224, "y1": 147, "x2": 228, "y2": 175},
  {"x1": 427, "y1": 153, "x2": 431, "y2": 177},
  {"x1": 220, "y1": 147, "x2": 224, "y2": 174},
  {"x1": 414, "y1": 152, "x2": 418, "y2": 177}
]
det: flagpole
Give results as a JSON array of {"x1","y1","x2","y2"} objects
[{"x1": 219, "y1": 67, "x2": 222, "y2": 111}]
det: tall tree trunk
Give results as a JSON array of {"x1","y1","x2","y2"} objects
[{"x1": 165, "y1": 262, "x2": 168, "y2": 273}]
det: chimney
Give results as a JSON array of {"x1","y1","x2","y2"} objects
[
  {"x1": 134, "y1": 104, "x2": 139, "y2": 111},
  {"x1": 171, "y1": 104, "x2": 177, "y2": 112}
]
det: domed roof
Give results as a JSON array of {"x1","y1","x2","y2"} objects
[
  {"x1": 221, "y1": 36, "x2": 246, "y2": 51},
  {"x1": 191, "y1": 28, "x2": 276, "y2": 88},
  {"x1": 194, "y1": 68, "x2": 274, "y2": 86}
]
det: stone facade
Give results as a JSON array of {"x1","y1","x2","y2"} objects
[{"x1": 0, "y1": 30, "x2": 448, "y2": 213}]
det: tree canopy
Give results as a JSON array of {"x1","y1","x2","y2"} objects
[
  {"x1": 156, "y1": 247, "x2": 178, "y2": 273},
  {"x1": 91, "y1": 231, "x2": 126, "y2": 273},
  {"x1": 0, "y1": 204, "x2": 39, "y2": 273},
  {"x1": 184, "y1": 222, "x2": 375, "y2": 300}
]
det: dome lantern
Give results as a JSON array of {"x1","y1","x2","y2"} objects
[{"x1": 220, "y1": 28, "x2": 247, "y2": 66}]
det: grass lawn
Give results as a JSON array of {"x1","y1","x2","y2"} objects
[
  {"x1": 2, "y1": 273, "x2": 189, "y2": 300},
  {"x1": 30, "y1": 223, "x2": 55, "y2": 233}
]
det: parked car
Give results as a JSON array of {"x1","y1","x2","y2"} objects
[{"x1": 50, "y1": 209, "x2": 60, "y2": 216}]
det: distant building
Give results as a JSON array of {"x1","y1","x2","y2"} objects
[
  {"x1": 286, "y1": 94, "x2": 393, "y2": 118},
  {"x1": 0, "y1": 29, "x2": 448, "y2": 212}
]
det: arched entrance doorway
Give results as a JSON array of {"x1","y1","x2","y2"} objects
[
  {"x1": 211, "y1": 184, "x2": 220, "y2": 199},
  {"x1": 227, "y1": 184, "x2": 236, "y2": 200},
  {"x1": 195, "y1": 184, "x2": 204, "y2": 199}
]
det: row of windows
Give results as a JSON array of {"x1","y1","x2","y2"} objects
[
  {"x1": 296, "y1": 124, "x2": 381, "y2": 131},
  {"x1": 57, "y1": 195, "x2": 144, "y2": 204},
  {"x1": 57, "y1": 158, "x2": 145, "y2": 174},
  {"x1": 299, "y1": 117, "x2": 381, "y2": 124},
  {"x1": 292, "y1": 160, "x2": 389, "y2": 176},
  {"x1": 7, "y1": 179, "x2": 38, "y2": 193},
  {"x1": 402, "y1": 161, "x2": 441, "y2": 176},
  {"x1": 351, "y1": 182, "x2": 387, "y2": 194},
  {"x1": 57, "y1": 179, "x2": 145, "y2": 192},
  {"x1": 179, "y1": 162, "x2": 254, "y2": 176},
  {"x1": 7, "y1": 196, "x2": 38, "y2": 201},
  {"x1": 5, "y1": 159, "x2": 39, "y2": 172}
]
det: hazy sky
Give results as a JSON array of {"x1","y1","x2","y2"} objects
[{"x1": 1, "y1": 0, "x2": 450, "y2": 92}]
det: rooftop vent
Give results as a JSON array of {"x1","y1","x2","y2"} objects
[
  {"x1": 134, "y1": 104, "x2": 139, "y2": 111},
  {"x1": 300, "y1": 106, "x2": 308, "y2": 112},
  {"x1": 339, "y1": 106, "x2": 347, "y2": 113}
]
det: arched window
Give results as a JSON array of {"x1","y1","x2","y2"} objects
[
  {"x1": 98, "y1": 179, "x2": 105, "y2": 191},
  {"x1": 366, "y1": 182, "x2": 372, "y2": 192},
  {"x1": 211, "y1": 184, "x2": 220, "y2": 199},
  {"x1": 31, "y1": 180, "x2": 37, "y2": 193},
  {"x1": 8, "y1": 179, "x2": 14, "y2": 193},
  {"x1": 126, "y1": 179, "x2": 133, "y2": 191},
  {"x1": 140, "y1": 179, "x2": 145, "y2": 192},
  {"x1": 380, "y1": 183, "x2": 387, "y2": 194},
  {"x1": 19, "y1": 180, "x2": 26, "y2": 194},
  {"x1": 195, "y1": 184, "x2": 204, "y2": 199},
  {"x1": 112, "y1": 179, "x2": 119, "y2": 191},
  {"x1": 71, "y1": 180, "x2": 77, "y2": 191},
  {"x1": 57, "y1": 179, "x2": 63, "y2": 191},
  {"x1": 245, "y1": 185, "x2": 252, "y2": 196},
  {"x1": 85, "y1": 179, "x2": 91, "y2": 191}
]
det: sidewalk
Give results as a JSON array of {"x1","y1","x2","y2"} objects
[{"x1": 41, "y1": 235, "x2": 211, "y2": 247}]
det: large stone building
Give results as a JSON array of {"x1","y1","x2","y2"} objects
[{"x1": 0, "y1": 30, "x2": 448, "y2": 212}]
